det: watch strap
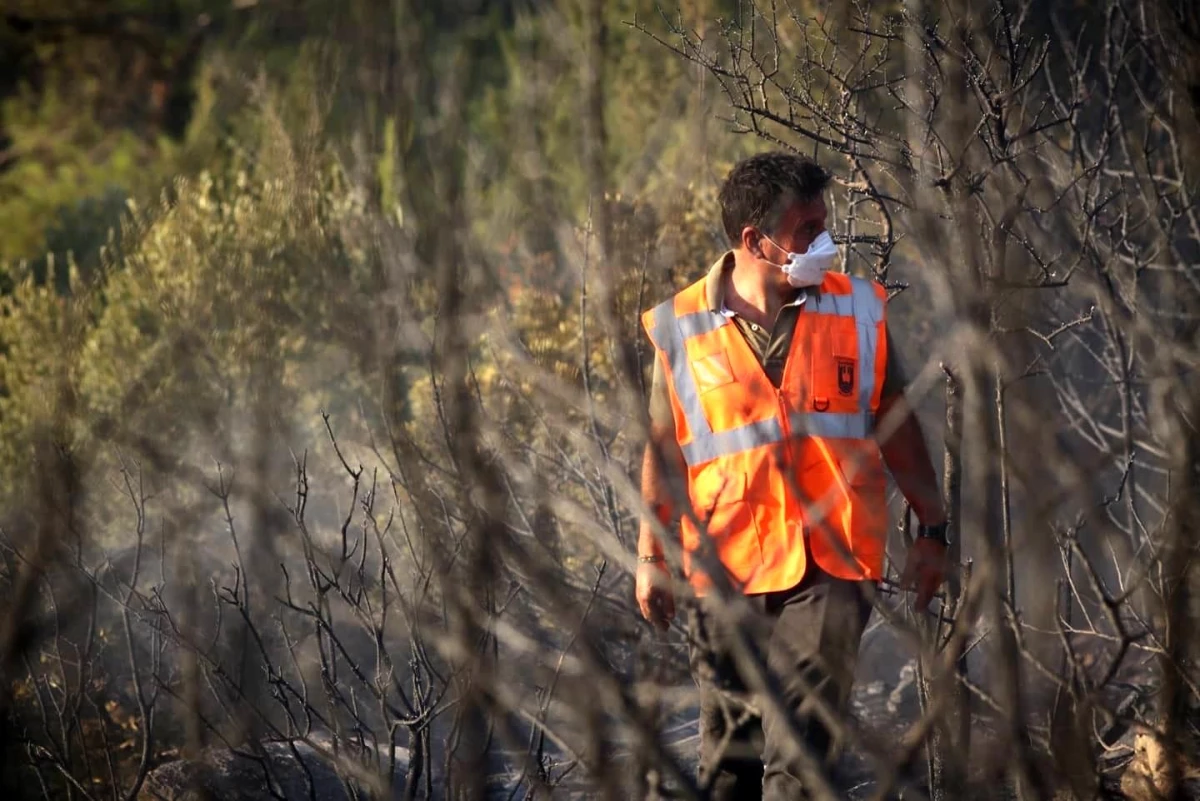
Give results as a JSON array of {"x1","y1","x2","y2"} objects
[{"x1": 916, "y1": 522, "x2": 950, "y2": 545}]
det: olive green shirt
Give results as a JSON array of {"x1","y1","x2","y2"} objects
[{"x1": 648, "y1": 252, "x2": 907, "y2": 429}]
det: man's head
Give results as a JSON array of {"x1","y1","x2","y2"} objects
[{"x1": 718, "y1": 152, "x2": 831, "y2": 270}]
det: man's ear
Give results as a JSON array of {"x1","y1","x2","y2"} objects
[{"x1": 740, "y1": 226, "x2": 764, "y2": 258}]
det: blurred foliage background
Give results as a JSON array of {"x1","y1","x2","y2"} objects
[{"x1": 0, "y1": 0, "x2": 772, "y2": 526}]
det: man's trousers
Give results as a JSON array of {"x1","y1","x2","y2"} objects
[{"x1": 685, "y1": 563, "x2": 875, "y2": 800}]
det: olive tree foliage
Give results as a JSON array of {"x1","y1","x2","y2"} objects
[
  {"x1": 635, "y1": 0, "x2": 1200, "y2": 797},
  {"x1": 0, "y1": 68, "x2": 432, "y2": 799}
]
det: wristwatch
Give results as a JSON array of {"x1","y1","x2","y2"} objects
[{"x1": 916, "y1": 521, "x2": 950, "y2": 546}]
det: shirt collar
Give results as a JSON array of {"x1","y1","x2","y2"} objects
[{"x1": 704, "y1": 250, "x2": 811, "y2": 317}]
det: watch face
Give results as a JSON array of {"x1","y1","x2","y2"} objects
[{"x1": 919, "y1": 523, "x2": 950, "y2": 545}]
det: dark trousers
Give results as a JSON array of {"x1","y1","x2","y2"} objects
[{"x1": 686, "y1": 563, "x2": 875, "y2": 800}]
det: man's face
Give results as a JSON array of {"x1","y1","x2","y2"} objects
[{"x1": 748, "y1": 195, "x2": 829, "y2": 264}]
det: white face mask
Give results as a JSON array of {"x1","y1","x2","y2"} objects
[{"x1": 764, "y1": 230, "x2": 840, "y2": 287}]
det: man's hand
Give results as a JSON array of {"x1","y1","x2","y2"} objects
[
  {"x1": 636, "y1": 561, "x2": 675, "y2": 632},
  {"x1": 899, "y1": 538, "x2": 947, "y2": 612}
]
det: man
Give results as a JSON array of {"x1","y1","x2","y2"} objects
[{"x1": 635, "y1": 152, "x2": 948, "y2": 799}]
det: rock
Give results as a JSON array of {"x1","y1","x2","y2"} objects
[{"x1": 1120, "y1": 732, "x2": 1174, "y2": 801}]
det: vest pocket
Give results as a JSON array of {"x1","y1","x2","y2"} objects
[
  {"x1": 689, "y1": 348, "x2": 736, "y2": 394},
  {"x1": 810, "y1": 318, "x2": 860, "y2": 414},
  {"x1": 834, "y1": 446, "x2": 887, "y2": 575},
  {"x1": 686, "y1": 471, "x2": 762, "y2": 583},
  {"x1": 800, "y1": 441, "x2": 887, "y2": 580}
]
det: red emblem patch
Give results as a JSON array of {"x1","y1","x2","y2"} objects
[{"x1": 836, "y1": 358, "x2": 855, "y2": 396}]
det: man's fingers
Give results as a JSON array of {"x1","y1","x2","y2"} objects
[
  {"x1": 638, "y1": 590, "x2": 655, "y2": 622},
  {"x1": 915, "y1": 565, "x2": 944, "y2": 611},
  {"x1": 916, "y1": 575, "x2": 935, "y2": 611},
  {"x1": 636, "y1": 564, "x2": 674, "y2": 631},
  {"x1": 638, "y1": 592, "x2": 657, "y2": 625}
]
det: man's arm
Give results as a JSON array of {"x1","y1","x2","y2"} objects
[
  {"x1": 875, "y1": 326, "x2": 947, "y2": 526},
  {"x1": 636, "y1": 354, "x2": 686, "y2": 630},
  {"x1": 639, "y1": 355, "x2": 687, "y2": 558}
]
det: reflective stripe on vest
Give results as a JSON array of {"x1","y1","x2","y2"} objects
[
  {"x1": 650, "y1": 301, "x2": 726, "y2": 449},
  {"x1": 651, "y1": 278, "x2": 883, "y2": 467}
]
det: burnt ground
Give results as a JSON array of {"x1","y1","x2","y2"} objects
[{"x1": 138, "y1": 608, "x2": 1195, "y2": 799}]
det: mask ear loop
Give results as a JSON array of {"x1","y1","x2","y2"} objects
[{"x1": 757, "y1": 231, "x2": 791, "y2": 266}]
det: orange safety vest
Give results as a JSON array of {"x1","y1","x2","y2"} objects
[{"x1": 641, "y1": 269, "x2": 890, "y2": 595}]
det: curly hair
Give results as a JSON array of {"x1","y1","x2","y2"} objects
[{"x1": 718, "y1": 152, "x2": 832, "y2": 245}]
